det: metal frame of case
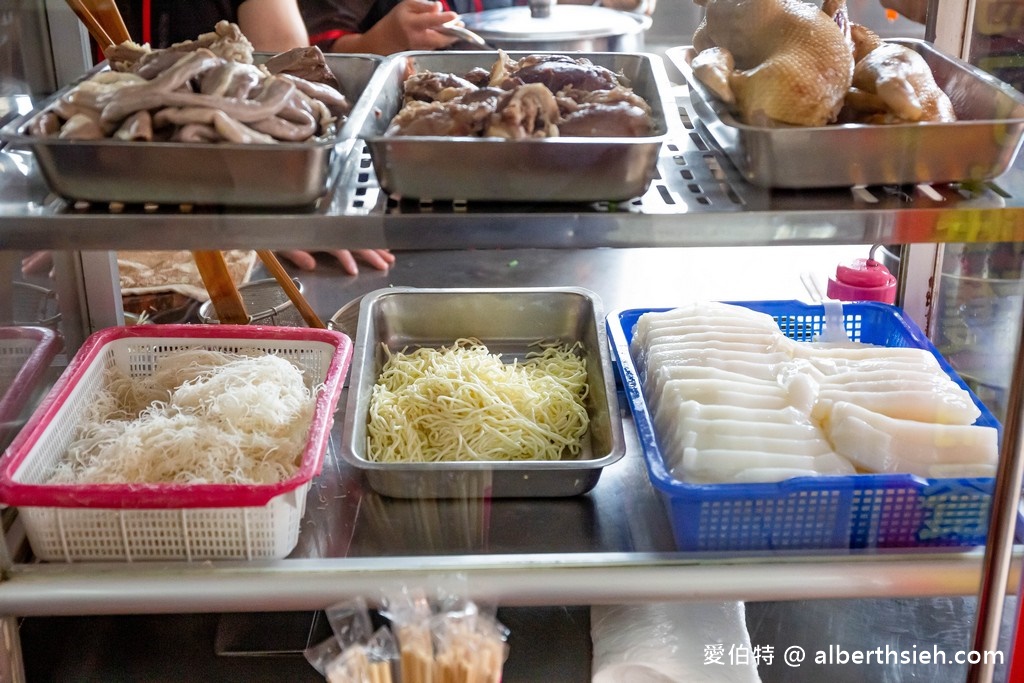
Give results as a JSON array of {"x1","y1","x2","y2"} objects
[{"x1": 2, "y1": 1, "x2": 1024, "y2": 681}]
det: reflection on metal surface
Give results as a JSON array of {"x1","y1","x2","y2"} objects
[{"x1": 0, "y1": 617, "x2": 25, "y2": 683}]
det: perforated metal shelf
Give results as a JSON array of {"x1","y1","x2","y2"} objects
[{"x1": 3, "y1": 93, "x2": 1024, "y2": 251}]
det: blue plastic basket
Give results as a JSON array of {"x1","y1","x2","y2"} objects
[{"x1": 608, "y1": 300, "x2": 1003, "y2": 551}]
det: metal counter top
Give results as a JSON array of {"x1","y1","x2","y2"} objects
[{"x1": 1, "y1": 246, "x2": 1019, "y2": 617}]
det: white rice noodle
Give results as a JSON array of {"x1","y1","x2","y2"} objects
[{"x1": 49, "y1": 350, "x2": 315, "y2": 485}]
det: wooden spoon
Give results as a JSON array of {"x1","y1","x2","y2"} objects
[{"x1": 193, "y1": 251, "x2": 250, "y2": 325}]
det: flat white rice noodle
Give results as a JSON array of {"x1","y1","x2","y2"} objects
[
  {"x1": 677, "y1": 431, "x2": 835, "y2": 456},
  {"x1": 651, "y1": 378, "x2": 789, "y2": 413},
  {"x1": 652, "y1": 400, "x2": 811, "y2": 436},
  {"x1": 630, "y1": 303, "x2": 778, "y2": 349},
  {"x1": 795, "y1": 344, "x2": 944, "y2": 365},
  {"x1": 645, "y1": 365, "x2": 778, "y2": 407},
  {"x1": 729, "y1": 467, "x2": 835, "y2": 483},
  {"x1": 826, "y1": 401, "x2": 998, "y2": 477},
  {"x1": 635, "y1": 338, "x2": 794, "y2": 373},
  {"x1": 675, "y1": 415, "x2": 824, "y2": 441},
  {"x1": 643, "y1": 330, "x2": 782, "y2": 349},
  {"x1": 812, "y1": 388, "x2": 981, "y2": 425},
  {"x1": 651, "y1": 390, "x2": 791, "y2": 432},
  {"x1": 676, "y1": 448, "x2": 854, "y2": 482},
  {"x1": 643, "y1": 349, "x2": 790, "y2": 382},
  {"x1": 812, "y1": 368, "x2": 954, "y2": 387},
  {"x1": 634, "y1": 302, "x2": 990, "y2": 483},
  {"x1": 639, "y1": 321, "x2": 780, "y2": 341}
]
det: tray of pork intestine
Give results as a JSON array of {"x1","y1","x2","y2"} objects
[
  {"x1": 0, "y1": 21, "x2": 382, "y2": 207},
  {"x1": 666, "y1": 0, "x2": 1024, "y2": 188}
]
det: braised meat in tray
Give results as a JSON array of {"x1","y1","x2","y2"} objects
[{"x1": 386, "y1": 52, "x2": 655, "y2": 139}]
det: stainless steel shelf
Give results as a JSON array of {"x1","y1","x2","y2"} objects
[
  {"x1": 2, "y1": 94, "x2": 1023, "y2": 626},
  {"x1": 1, "y1": 395, "x2": 1019, "y2": 617},
  {"x1": 3, "y1": 92, "x2": 1024, "y2": 251}
]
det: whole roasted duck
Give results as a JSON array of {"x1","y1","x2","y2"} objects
[
  {"x1": 690, "y1": 0, "x2": 854, "y2": 126},
  {"x1": 689, "y1": 0, "x2": 956, "y2": 127}
]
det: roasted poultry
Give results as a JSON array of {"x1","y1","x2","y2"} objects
[
  {"x1": 689, "y1": 0, "x2": 957, "y2": 127},
  {"x1": 690, "y1": 0, "x2": 854, "y2": 126},
  {"x1": 841, "y1": 24, "x2": 956, "y2": 123}
]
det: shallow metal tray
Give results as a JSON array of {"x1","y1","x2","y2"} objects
[
  {"x1": 0, "y1": 54, "x2": 383, "y2": 207},
  {"x1": 341, "y1": 286, "x2": 625, "y2": 498},
  {"x1": 359, "y1": 51, "x2": 673, "y2": 202},
  {"x1": 667, "y1": 41, "x2": 1024, "y2": 189}
]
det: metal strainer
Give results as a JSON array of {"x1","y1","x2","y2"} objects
[{"x1": 198, "y1": 277, "x2": 306, "y2": 327}]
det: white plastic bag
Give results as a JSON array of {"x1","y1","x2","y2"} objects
[{"x1": 590, "y1": 602, "x2": 762, "y2": 682}]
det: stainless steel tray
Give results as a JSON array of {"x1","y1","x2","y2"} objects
[
  {"x1": 667, "y1": 41, "x2": 1024, "y2": 189},
  {"x1": 359, "y1": 51, "x2": 673, "y2": 202},
  {"x1": 340, "y1": 286, "x2": 626, "y2": 498},
  {"x1": 0, "y1": 53, "x2": 383, "y2": 207}
]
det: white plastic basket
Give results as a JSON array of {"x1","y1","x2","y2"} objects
[{"x1": 0, "y1": 324, "x2": 352, "y2": 562}]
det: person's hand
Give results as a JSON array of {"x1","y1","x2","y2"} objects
[
  {"x1": 277, "y1": 249, "x2": 396, "y2": 275},
  {"x1": 21, "y1": 250, "x2": 54, "y2": 277},
  {"x1": 364, "y1": 0, "x2": 460, "y2": 54}
]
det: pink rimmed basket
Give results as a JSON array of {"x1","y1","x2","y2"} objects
[{"x1": 0, "y1": 324, "x2": 352, "y2": 562}]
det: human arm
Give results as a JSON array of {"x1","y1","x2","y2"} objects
[
  {"x1": 326, "y1": 0, "x2": 458, "y2": 55},
  {"x1": 237, "y1": 0, "x2": 310, "y2": 51}
]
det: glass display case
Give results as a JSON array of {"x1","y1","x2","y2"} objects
[{"x1": 1, "y1": 0, "x2": 1024, "y2": 680}]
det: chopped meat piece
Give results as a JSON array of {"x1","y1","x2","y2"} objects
[
  {"x1": 506, "y1": 54, "x2": 620, "y2": 93},
  {"x1": 557, "y1": 102, "x2": 653, "y2": 137},
  {"x1": 403, "y1": 71, "x2": 478, "y2": 103},
  {"x1": 485, "y1": 83, "x2": 560, "y2": 139},
  {"x1": 263, "y1": 46, "x2": 341, "y2": 91}
]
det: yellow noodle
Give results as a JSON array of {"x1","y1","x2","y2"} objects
[{"x1": 366, "y1": 338, "x2": 589, "y2": 463}]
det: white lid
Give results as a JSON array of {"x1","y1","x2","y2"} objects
[{"x1": 459, "y1": 5, "x2": 647, "y2": 41}]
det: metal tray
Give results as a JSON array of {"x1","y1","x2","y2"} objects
[
  {"x1": 667, "y1": 41, "x2": 1024, "y2": 189},
  {"x1": 359, "y1": 51, "x2": 673, "y2": 202},
  {"x1": 0, "y1": 53, "x2": 383, "y2": 207},
  {"x1": 340, "y1": 286, "x2": 625, "y2": 498}
]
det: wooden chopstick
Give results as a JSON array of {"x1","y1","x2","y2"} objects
[
  {"x1": 192, "y1": 250, "x2": 250, "y2": 325},
  {"x1": 88, "y1": 0, "x2": 132, "y2": 44},
  {"x1": 64, "y1": 0, "x2": 114, "y2": 47},
  {"x1": 65, "y1": 0, "x2": 132, "y2": 49},
  {"x1": 256, "y1": 250, "x2": 326, "y2": 329}
]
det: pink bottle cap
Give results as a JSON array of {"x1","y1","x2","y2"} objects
[{"x1": 826, "y1": 258, "x2": 897, "y2": 303}]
